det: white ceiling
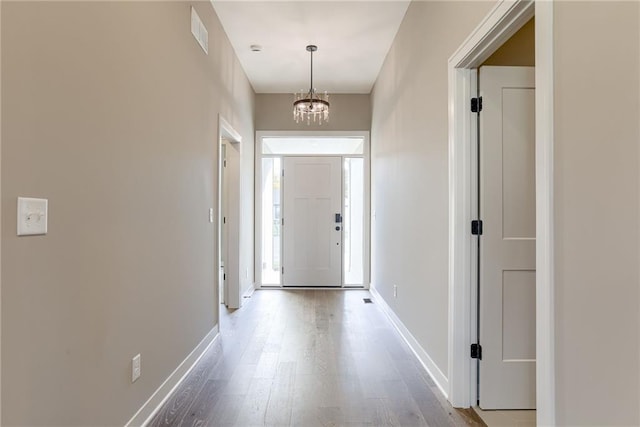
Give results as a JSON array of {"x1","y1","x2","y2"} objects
[{"x1": 211, "y1": 1, "x2": 410, "y2": 94}]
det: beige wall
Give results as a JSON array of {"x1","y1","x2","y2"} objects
[
  {"x1": 483, "y1": 17, "x2": 535, "y2": 67},
  {"x1": 553, "y1": 2, "x2": 640, "y2": 425},
  {"x1": 0, "y1": 1, "x2": 3, "y2": 421},
  {"x1": 370, "y1": 0, "x2": 494, "y2": 378},
  {"x1": 1, "y1": 1, "x2": 254, "y2": 425},
  {"x1": 255, "y1": 93, "x2": 370, "y2": 131}
]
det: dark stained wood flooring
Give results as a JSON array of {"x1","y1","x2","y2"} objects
[{"x1": 148, "y1": 290, "x2": 484, "y2": 427}]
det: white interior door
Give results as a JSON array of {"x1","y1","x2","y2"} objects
[
  {"x1": 282, "y1": 156, "x2": 342, "y2": 286},
  {"x1": 479, "y1": 66, "x2": 536, "y2": 409}
]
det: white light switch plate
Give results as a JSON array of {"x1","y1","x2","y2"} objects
[
  {"x1": 132, "y1": 354, "x2": 141, "y2": 383},
  {"x1": 17, "y1": 197, "x2": 48, "y2": 236}
]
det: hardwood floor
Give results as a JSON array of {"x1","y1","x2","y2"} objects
[{"x1": 148, "y1": 290, "x2": 483, "y2": 427}]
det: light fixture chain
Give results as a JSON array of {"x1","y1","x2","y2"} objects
[{"x1": 310, "y1": 48, "x2": 314, "y2": 102}]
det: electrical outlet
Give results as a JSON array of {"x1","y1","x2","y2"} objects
[
  {"x1": 132, "y1": 354, "x2": 141, "y2": 383},
  {"x1": 393, "y1": 285, "x2": 398, "y2": 298}
]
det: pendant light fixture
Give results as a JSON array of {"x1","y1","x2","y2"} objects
[{"x1": 293, "y1": 45, "x2": 330, "y2": 125}]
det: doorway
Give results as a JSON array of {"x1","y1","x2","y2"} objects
[
  {"x1": 217, "y1": 117, "x2": 243, "y2": 310},
  {"x1": 447, "y1": 1, "x2": 555, "y2": 424},
  {"x1": 255, "y1": 132, "x2": 370, "y2": 288}
]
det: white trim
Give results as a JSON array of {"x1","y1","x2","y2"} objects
[
  {"x1": 449, "y1": 0, "x2": 535, "y2": 69},
  {"x1": 218, "y1": 115, "x2": 243, "y2": 309},
  {"x1": 448, "y1": 0, "x2": 555, "y2": 419},
  {"x1": 369, "y1": 286, "x2": 449, "y2": 398},
  {"x1": 257, "y1": 130, "x2": 369, "y2": 138},
  {"x1": 125, "y1": 326, "x2": 219, "y2": 427},
  {"x1": 259, "y1": 287, "x2": 363, "y2": 292},
  {"x1": 219, "y1": 116, "x2": 242, "y2": 144},
  {"x1": 534, "y1": 2, "x2": 556, "y2": 425},
  {"x1": 254, "y1": 130, "x2": 371, "y2": 289},
  {"x1": 468, "y1": 68, "x2": 480, "y2": 407},
  {"x1": 0, "y1": 0, "x2": 3, "y2": 418},
  {"x1": 448, "y1": 63, "x2": 474, "y2": 408}
]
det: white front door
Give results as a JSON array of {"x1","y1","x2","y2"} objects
[
  {"x1": 478, "y1": 66, "x2": 536, "y2": 409},
  {"x1": 282, "y1": 156, "x2": 342, "y2": 286}
]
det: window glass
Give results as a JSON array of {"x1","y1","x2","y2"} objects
[
  {"x1": 261, "y1": 157, "x2": 281, "y2": 285},
  {"x1": 263, "y1": 137, "x2": 364, "y2": 155}
]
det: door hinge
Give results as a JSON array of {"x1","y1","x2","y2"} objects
[
  {"x1": 223, "y1": 273, "x2": 226, "y2": 281},
  {"x1": 471, "y1": 220, "x2": 483, "y2": 235},
  {"x1": 281, "y1": 218, "x2": 284, "y2": 226},
  {"x1": 471, "y1": 343, "x2": 482, "y2": 360},
  {"x1": 281, "y1": 266, "x2": 284, "y2": 274},
  {"x1": 282, "y1": 169, "x2": 285, "y2": 177},
  {"x1": 223, "y1": 216, "x2": 226, "y2": 224},
  {"x1": 471, "y1": 96, "x2": 483, "y2": 113},
  {"x1": 223, "y1": 160, "x2": 227, "y2": 167}
]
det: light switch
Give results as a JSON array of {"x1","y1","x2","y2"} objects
[{"x1": 17, "y1": 197, "x2": 48, "y2": 236}]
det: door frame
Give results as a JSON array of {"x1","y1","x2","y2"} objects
[
  {"x1": 254, "y1": 130, "x2": 371, "y2": 289},
  {"x1": 0, "y1": 1, "x2": 3, "y2": 418},
  {"x1": 447, "y1": 0, "x2": 555, "y2": 424},
  {"x1": 217, "y1": 115, "x2": 242, "y2": 312}
]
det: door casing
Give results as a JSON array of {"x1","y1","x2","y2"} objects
[
  {"x1": 254, "y1": 131, "x2": 371, "y2": 289},
  {"x1": 217, "y1": 116, "x2": 243, "y2": 311}
]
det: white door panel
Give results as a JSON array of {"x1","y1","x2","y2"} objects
[
  {"x1": 479, "y1": 66, "x2": 536, "y2": 409},
  {"x1": 283, "y1": 157, "x2": 342, "y2": 286}
]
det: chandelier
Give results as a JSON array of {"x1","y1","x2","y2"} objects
[{"x1": 293, "y1": 45, "x2": 330, "y2": 125}]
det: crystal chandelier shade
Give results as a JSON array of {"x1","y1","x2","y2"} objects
[{"x1": 293, "y1": 45, "x2": 330, "y2": 125}]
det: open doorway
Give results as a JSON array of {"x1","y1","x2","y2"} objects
[
  {"x1": 217, "y1": 117, "x2": 242, "y2": 310},
  {"x1": 447, "y1": 1, "x2": 555, "y2": 425},
  {"x1": 473, "y1": 18, "x2": 536, "y2": 416},
  {"x1": 255, "y1": 132, "x2": 370, "y2": 288}
]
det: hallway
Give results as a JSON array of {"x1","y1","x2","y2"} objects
[{"x1": 148, "y1": 290, "x2": 482, "y2": 426}]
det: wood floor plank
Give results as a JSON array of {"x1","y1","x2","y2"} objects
[
  {"x1": 263, "y1": 362, "x2": 296, "y2": 425},
  {"x1": 148, "y1": 290, "x2": 476, "y2": 427},
  {"x1": 380, "y1": 379, "x2": 429, "y2": 426},
  {"x1": 175, "y1": 379, "x2": 226, "y2": 427},
  {"x1": 204, "y1": 394, "x2": 244, "y2": 427},
  {"x1": 220, "y1": 362, "x2": 257, "y2": 396},
  {"x1": 147, "y1": 344, "x2": 216, "y2": 427},
  {"x1": 233, "y1": 377, "x2": 273, "y2": 426},
  {"x1": 369, "y1": 397, "x2": 402, "y2": 427}
]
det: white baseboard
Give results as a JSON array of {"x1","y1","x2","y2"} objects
[
  {"x1": 125, "y1": 325, "x2": 220, "y2": 427},
  {"x1": 369, "y1": 286, "x2": 450, "y2": 399}
]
